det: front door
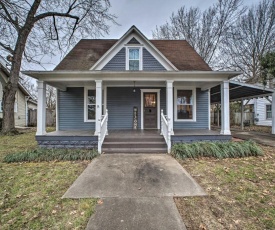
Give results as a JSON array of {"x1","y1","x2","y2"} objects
[{"x1": 144, "y1": 93, "x2": 157, "y2": 129}]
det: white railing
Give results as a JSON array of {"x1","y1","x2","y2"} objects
[
  {"x1": 161, "y1": 109, "x2": 171, "y2": 153},
  {"x1": 98, "y1": 109, "x2": 108, "y2": 154}
]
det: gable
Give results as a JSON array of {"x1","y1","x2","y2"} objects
[
  {"x1": 102, "y1": 46, "x2": 166, "y2": 71},
  {"x1": 54, "y1": 27, "x2": 212, "y2": 71},
  {"x1": 91, "y1": 27, "x2": 177, "y2": 71}
]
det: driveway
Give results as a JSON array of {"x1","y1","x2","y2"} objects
[
  {"x1": 63, "y1": 154, "x2": 206, "y2": 230},
  {"x1": 232, "y1": 130, "x2": 275, "y2": 147}
]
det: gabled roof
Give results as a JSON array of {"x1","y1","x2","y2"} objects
[
  {"x1": 0, "y1": 56, "x2": 36, "y2": 101},
  {"x1": 54, "y1": 26, "x2": 211, "y2": 71}
]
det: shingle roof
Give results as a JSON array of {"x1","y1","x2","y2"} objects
[{"x1": 54, "y1": 39, "x2": 212, "y2": 71}]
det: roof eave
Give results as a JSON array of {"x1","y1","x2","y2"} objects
[{"x1": 22, "y1": 70, "x2": 242, "y2": 81}]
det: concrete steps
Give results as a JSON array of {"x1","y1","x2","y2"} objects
[{"x1": 102, "y1": 135, "x2": 167, "y2": 154}]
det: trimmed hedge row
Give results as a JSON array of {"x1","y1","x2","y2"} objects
[
  {"x1": 3, "y1": 148, "x2": 99, "y2": 163},
  {"x1": 172, "y1": 140, "x2": 263, "y2": 159}
]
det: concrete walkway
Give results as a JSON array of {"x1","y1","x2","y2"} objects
[
  {"x1": 232, "y1": 130, "x2": 275, "y2": 147},
  {"x1": 63, "y1": 154, "x2": 206, "y2": 230}
]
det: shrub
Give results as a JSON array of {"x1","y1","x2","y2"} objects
[
  {"x1": 171, "y1": 140, "x2": 263, "y2": 159},
  {"x1": 3, "y1": 148, "x2": 99, "y2": 163}
]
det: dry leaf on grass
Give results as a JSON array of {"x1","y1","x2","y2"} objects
[{"x1": 97, "y1": 199, "x2": 104, "y2": 205}]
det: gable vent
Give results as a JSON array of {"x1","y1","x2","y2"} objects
[{"x1": 127, "y1": 37, "x2": 140, "y2": 44}]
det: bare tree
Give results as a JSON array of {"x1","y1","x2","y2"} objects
[
  {"x1": 0, "y1": 0, "x2": 116, "y2": 134},
  {"x1": 220, "y1": 0, "x2": 275, "y2": 83},
  {"x1": 153, "y1": 0, "x2": 245, "y2": 68}
]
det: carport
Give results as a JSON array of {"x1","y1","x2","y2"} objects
[{"x1": 211, "y1": 80, "x2": 275, "y2": 134}]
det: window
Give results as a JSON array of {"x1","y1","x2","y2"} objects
[
  {"x1": 266, "y1": 105, "x2": 272, "y2": 119},
  {"x1": 84, "y1": 88, "x2": 105, "y2": 122},
  {"x1": 87, "y1": 89, "x2": 96, "y2": 120},
  {"x1": 0, "y1": 100, "x2": 2, "y2": 112},
  {"x1": 174, "y1": 88, "x2": 196, "y2": 121},
  {"x1": 126, "y1": 47, "x2": 142, "y2": 70}
]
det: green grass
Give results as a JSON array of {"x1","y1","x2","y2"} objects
[
  {"x1": 3, "y1": 148, "x2": 99, "y2": 163},
  {"x1": 0, "y1": 129, "x2": 98, "y2": 229},
  {"x1": 175, "y1": 145, "x2": 275, "y2": 229},
  {"x1": 172, "y1": 140, "x2": 263, "y2": 159}
]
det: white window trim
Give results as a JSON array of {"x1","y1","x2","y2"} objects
[
  {"x1": 266, "y1": 104, "x2": 272, "y2": 120},
  {"x1": 174, "y1": 87, "x2": 196, "y2": 122},
  {"x1": 140, "y1": 89, "x2": 160, "y2": 130},
  {"x1": 126, "y1": 46, "x2": 143, "y2": 70},
  {"x1": 84, "y1": 87, "x2": 96, "y2": 122}
]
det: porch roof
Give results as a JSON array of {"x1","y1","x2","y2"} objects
[{"x1": 211, "y1": 80, "x2": 274, "y2": 103}]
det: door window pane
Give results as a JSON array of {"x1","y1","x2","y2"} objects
[{"x1": 144, "y1": 94, "x2": 156, "y2": 107}]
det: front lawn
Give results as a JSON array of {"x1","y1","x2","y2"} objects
[
  {"x1": 0, "y1": 130, "x2": 97, "y2": 229},
  {"x1": 175, "y1": 145, "x2": 275, "y2": 230}
]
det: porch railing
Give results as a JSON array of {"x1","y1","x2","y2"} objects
[
  {"x1": 161, "y1": 109, "x2": 171, "y2": 153},
  {"x1": 98, "y1": 109, "x2": 108, "y2": 154}
]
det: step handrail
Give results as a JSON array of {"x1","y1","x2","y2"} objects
[{"x1": 161, "y1": 109, "x2": 171, "y2": 153}]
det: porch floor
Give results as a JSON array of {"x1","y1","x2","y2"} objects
[
  {"x1": 44, "y1": 129, "x2": 222, "y2": 137},
  {"x1": 45, "y1": 130, "x2": 95, "y2": 136}
]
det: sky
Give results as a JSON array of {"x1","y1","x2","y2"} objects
[
  {"x1": 31, "y1": 0, "x2": 261, "y2": 70},
  {"x1": 104, "y1": 0, "x2": 261, "y2": 39}
]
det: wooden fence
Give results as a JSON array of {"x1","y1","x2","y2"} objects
[
  {"x1": 28, "y1": 109, "x2": 55, "y2": 127},
  {"x1": 211, "y1": 112, "x2": 254, "y2": 126}
]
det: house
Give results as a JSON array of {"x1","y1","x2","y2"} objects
[
  {"x1": 246, "y1": 97, "x2": 272, "y2": 126},
  {"x1": 24, "y1": 26, "x2": 242, "y2": 153},
  {"x1": 0, "y1": 56, "x2": 37, "y2": 127}
]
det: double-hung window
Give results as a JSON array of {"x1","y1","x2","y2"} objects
[
  {"x1": 84, "y1": 88, "x2": 104, "y2": 122},
  {"x1": 126, "y1": 47, "x2": 142, "y2": 70},
  {"x1": 266, "y1": 104, "x2": 272, "y2": 119},
  {"x1": 175, "y1": 88, "x2": 196, "y2": 121}
]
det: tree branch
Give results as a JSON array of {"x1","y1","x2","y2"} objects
[
  {"x1": 0, "y1": 1, "x2": 20, "y2": 30},
  {"x1": 0, "y1": 41, "x2": 14, "y2": 54},
  {"x1": 34, "y1": 12, "x2": 79, "y2": 23}
]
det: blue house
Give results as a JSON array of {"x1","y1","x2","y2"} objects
[{"x1": 24, "y1": 26, "x2": 240, "y2": 153}]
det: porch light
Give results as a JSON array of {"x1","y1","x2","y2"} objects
[{"x1": 133, "y1": 81, "x2": 136, "y2": 93}]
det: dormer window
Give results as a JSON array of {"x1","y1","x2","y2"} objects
[{"x1": 126, "y1": 47, "x2": 142, "y2": 70}]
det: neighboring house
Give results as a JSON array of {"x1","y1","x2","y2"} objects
[
  {"x1": 0, "y1": 56, "x2": 37, "y2": 127},
  {"x1": 24, "y1": 26, "x2": 241, "y2": 153},
  {"x1": 247, "y1": 97, "x2": 272, "y2": 126}
]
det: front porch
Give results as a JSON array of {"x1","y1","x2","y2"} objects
[
  {"x1": 29, "y1": 71, "x2": 237, "y2": 153},
  {"x1": 36, "y1": 129, "x2": 231, "y2": 152}
]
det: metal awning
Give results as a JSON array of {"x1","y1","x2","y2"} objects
[{"x1": 211, "y1": 80, "x2": 274, "y2": 103}]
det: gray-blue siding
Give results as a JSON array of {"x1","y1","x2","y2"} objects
[
  {"x1": 57, "y1": 87, "x2": 209, "y2": 130},
  {"x1": 58, "y1": 88, "x2": 95, "y2": 130},
  {"x1": 102, "y1": 48, "x2": 166, "y2": 71},
  {"x1": 174, "y1": 89, "x2": 209, "y2": 129},
  {"x1": 102, "y1": 48, "x2": 126, "y2": 71},
  {"x1": 107, "y1": 87, "x2": 166, "y2": 129},
  {"x1": 143, "y1": 48, "x2": 166, "y2": 71}
]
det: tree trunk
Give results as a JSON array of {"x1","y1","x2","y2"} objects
[
  {"x1": 2, "y1": 82, "x2": 18, "y2": 133},
  {"x1": 1, "y1": 0, "x2": 41, "y2": 134}
]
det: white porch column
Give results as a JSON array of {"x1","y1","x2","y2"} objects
[
  {"x1": 220, "y1": 81, "x2": 231, "y2": 135},
  {"x1": 95, "y1": 80, "x2": 102, "y2": 136},
  {"x1": 56, "y1": 89, "x2": 59, "y2": 131},
  {"x1": 166, "y1": 80, "x2": 174, "y2": 135},
  {"x1": 36, "y1": 81, "x2": 46, "y2": 135},
  {"x1": 272, "y1": 92, "x2": 275, "y2": 135}
]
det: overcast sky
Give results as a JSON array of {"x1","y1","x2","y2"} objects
[
  {"x1": 105, "y1": 0, "x2": 261, "y2": 39},
  {"x1": 33, "y1": 0, "x2": 261, "y2": 70}
]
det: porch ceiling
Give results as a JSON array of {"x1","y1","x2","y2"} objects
[{"x1": 211, "y1": 80, "x2": 274, "y2": 103}]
